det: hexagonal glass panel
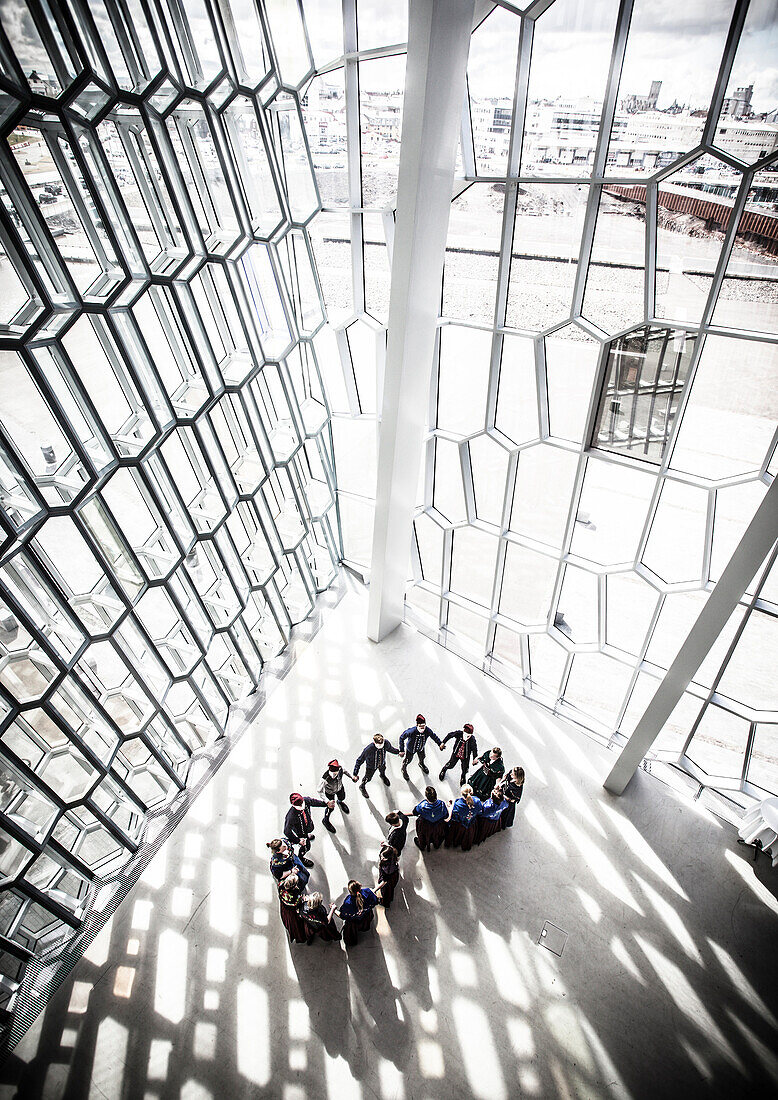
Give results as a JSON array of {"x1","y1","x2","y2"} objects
[
  {"x1": 469, "y1": 434, "x2": 510, "y2": 528},
  {"x1": 655, "y1": 155, "x2": 732, "y2": 326},
  {"x1": 509, "y1": 445, "x2": 578, "y2": 549},
  {"x1": 301, "y1": 69, "x2": 348, "y2": 207},
  {"x1": 716, "y1": 610, "x2": 778, "y2": 713},
  {"x1": 582, "y1": 188, "x2": 646, "y2": 334},
  {"x1": 641, "y1": 480, "x2": 708, "y2": 587},
  {"x1": 686, "y1": 705, "x2": 751, "y2": 778},
  {"x1": 711, "y1": 168, "x2": 778, "y2": 336},
  {"x1": 506, "y1": 184, "x2": 589, "y2": 331},
  {"x1": 443, "y1": 184, "x2": 503, "y2": 325},
  {"x1": 437, "y1": 325, "x2": 491, "y2": 437},
  {"x1": 494, "y1": 334, "x2": 539, "y2": 446},
  {"x1": 605, "y1": 1, "x2": 734, "y2": 176}
]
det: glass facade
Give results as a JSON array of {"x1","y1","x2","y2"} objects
[
  {"x1": 0, "y1": 0, "x2": 777, "y2": 1007},
  {"x1": 399, "y1": 0, "x2": 778, "y2": 822},
  {"x1": 0, "y1": 0, "x2": 341, "y2": 993}
]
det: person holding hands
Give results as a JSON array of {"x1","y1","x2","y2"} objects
[
  {"x1": 283, "y1": 791, "x2": 331, "y2": 867},
  {"x1": 317, "y1": 759, "x2": 357, "y2": 833},
  {"x1": 439, "y1": 723, "x2": 479, "y2": 784},
  {"x1": 399, "y1": 714, "x2": 443, "y2": 780},
  {"x1": 353, "y1": 733, "x2": 400, "y2": 797}
]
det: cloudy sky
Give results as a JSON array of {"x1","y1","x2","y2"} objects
[
  {"x1": 469, "y1": 0, "x2": 778, "y2": 113},
  {"x1": 1, "y1": 0, "x2": 776, "y2": 115}
]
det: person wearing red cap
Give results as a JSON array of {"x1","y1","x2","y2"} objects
[
  {"x1": 283, "y1": 792, "x2": 331, "y2": 867},
  {"x1": 439, "y1": 723, "x2": 479, "y2": 784},
  {"x1": 399, "y1": 714, "x2": 443, "y2": 781},
  {"x1": 317, "y1": 759, "x2": 358, "y2": 833}
]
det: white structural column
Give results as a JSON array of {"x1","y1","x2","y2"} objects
[
  {"x1": 367, "y1": 0, "x2": 476, "y2": 643},
  {"x1": 604, "y1": 474, "x2": 778, "y2": 794}
]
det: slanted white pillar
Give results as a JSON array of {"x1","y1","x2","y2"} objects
[
  {"x1": 604, "y1": 474, "x2": 778, "y2": 795},
  {"x1": 367, "y1": 0, "x2": 476, "y2": 643}
]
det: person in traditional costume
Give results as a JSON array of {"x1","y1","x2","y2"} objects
[
  {"x1": 283, "y1": 792, "x2": 331, "y2": 867},
  {"x1": 385, "y1": 809, "x2": 410, "y2": 855},
  {"x1": 411, "y1": 785, "x2": 448, "y2": 851},
  {"x1": 399, "y1": 714, "x2": 442, "y2": 780},
  {"x1": 317, "y1": 759, "x2": 357, "y2": 834},
  {"x1": 267, "y1": 838, "x2": 310, "y2": 886},
  {"x1": 337, "y1": 880, "x2": 380, "y2": 946},
  {"x1": 501, "y1": 767, "x2": 525, "y2": 830},
  {"x1": 444, "y1": 785, "x2": 483, "y2": 852},
  {"x1": 353, "y1": 733, "x2": 400, "y2": 797},
  {"x1": 277, "y1": 871, "x2": 308, "y2": 944},
  {"x1": 475, "y1": 784, "x2": 508, "y2": 844},
  {"x1": 469, "y1": 746, "x2": 504, "y2": 800},
  {"x1": 439, "y1": 723, "x2": 479, "y2": 784},
  {"x1": 300, "y1": 890, "x2": 341, "y2": 944},
  {"x1": 376, "y1": 843, "x2": 400, "y2": 909}
]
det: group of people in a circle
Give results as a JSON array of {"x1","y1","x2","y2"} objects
[{"x1": 267, "y1": 714, "x2": 526, "y2": 947}]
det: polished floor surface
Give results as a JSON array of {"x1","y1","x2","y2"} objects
[{"x1": 2, "y1": 581, "x2": 778, "y2": 1100}]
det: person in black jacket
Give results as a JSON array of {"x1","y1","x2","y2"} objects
[
  {"x1": 283, "y1": 792, "x2": 331, "y2": 867},
  {"x1": 439, "y1": 723, "x2": 479, "y2": 784},
  {"x1": 385, "y1": 810, "x2": 410, "y2": 855},
  {"x1": 399, "y1": 713, "x2": 443, "y2": 780},
  {"x1": 353, "y1": 733, "x2": 400, "y2": 798}
]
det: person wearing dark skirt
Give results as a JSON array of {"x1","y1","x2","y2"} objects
[
  {"x1": 444, "y1": 785, "x2": 483, "y2": 852},
  {"x1": 475, "y1": 785, "x2": 508, "y2": 845},
  {"x1": 267, "y1": 838, "x2": 311, "y2": 886},
  {"x1": 469, "y1": 747, "x2": 504, "y2": 801},
  {"x1": 385, "y1": 810, "x2": 410, "y2": 855},
  {"x1": 338, "y1": 880, "x2": 380, "y2": 946},
  {"x1": 501, "y1": 767, "x2": 525, "y2": 830},
  {"x1": 376, "y1": 844, "x2": 400, "y2": 909},
  {"x1": 300, "y1": 891, "x2": 341, "y2": 944},
  {"x1": 277, "y1": 872, "x2": 308, "y2": 944},
  {"x1": 412, "y1": 785, "x2": 448, "y2": 851}
]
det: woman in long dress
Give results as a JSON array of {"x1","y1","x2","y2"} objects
[
  {"x1": 337, "y1": 880, "x2": 380, "y2": 947},
  {"x1": 300, "y1": 890, "x2": 341, "y2": 944},
  {"x1": 475, "y1": 784, "x2": 508, "y2": 844},
  {"x1": 411, "y1": 785, "x2": 448, "y2": 851},
  {"x1": 469, "y1": 747, "x2": 504, "y2": 800},
  {"x1": 444, "y1": 785, "x2": 483, "y2": 852},
  {"x1": 501, "y1": 767, "x2": 525, "y2": 830},
  {"x1": 277, "y1": 871, "x2": 308, "y2": 944},
  {"x1": 376, "y1": 843, "x2": 400, "y2": 909}
]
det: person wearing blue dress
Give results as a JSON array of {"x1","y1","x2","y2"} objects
[
  {"x1": 411, "y1": 785, "x2": 448, "y2": 851},
  {"x1": 444, "y1": 785, "x2": 483, "y2": 852},
  {"x1": 475, "y1": 785, "x2": 508, "y2": 845},
  {"x1": 338, "y1": 880, "x2": 380, "y2": 946}
]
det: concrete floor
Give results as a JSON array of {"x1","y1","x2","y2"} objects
[{"x1": 2, "y1": 579, "x2": 778, "y2": 1100}]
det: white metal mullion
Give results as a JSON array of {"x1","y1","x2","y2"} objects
[
  {"x1": 342, "y1": 0, "x2": 364, "y2": 316},
  {"x1": 459, "y1": 81, "x2": 477, "y2": 181}
]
